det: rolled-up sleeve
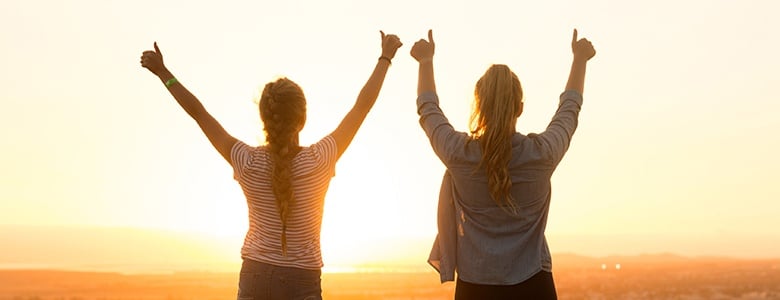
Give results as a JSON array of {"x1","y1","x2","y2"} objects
[
  {"x1": 537, "y1": 90, "x2": 583, "y2": 164},
  {"x1": 417, "y1": 92, "x2": 466, "y2": 164}
]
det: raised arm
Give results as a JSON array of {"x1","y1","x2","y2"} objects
[
  {"x1": 411, "y1": 30, "x2": 436, "y2": 95},
  {"x1": 565, "y1": 29, "x2": 596, "y2": 94},
  {"x1": 140, "y1": 43, "x2": 237, "y2": 164},
  {"x1": 411, "y1": 30, "x2": 464, "y2": 164},
  {"x1": 539, "y1": 29, "x2": 596, "y2": 163},
  {"x1": 330, "y1": 31, "x2": 403, "y2": 159}
]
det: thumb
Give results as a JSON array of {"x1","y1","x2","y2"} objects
[
  {"x1": 380, "y1": 30, "x2": 386, "y2": 41},
  {"x1": 428, "y1": 29, "x2": 434, "y2": 44},
  {"x1": 571, "y1": 29, "x2": 578, "y2": 47},
  {"x1": 154, "y1": 42, "x2": 162, "y2": 55}
]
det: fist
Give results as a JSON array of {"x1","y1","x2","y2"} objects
[
  {"x1": 140, "y1": 42, "x2": 166, "y2": 76},
  {"x1": 571, "y1": 29, "x2": 596, "y2": 61},
  {"x1": 380, "y1": 31, "x2": 403, "y2": 59},
  {"x1": 410, "y1": 30, "x2": 435, "y2": 63}
]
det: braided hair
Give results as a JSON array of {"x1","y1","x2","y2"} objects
[{"x1": 258, "y1": 78, "x2": 307, "y2": 256}]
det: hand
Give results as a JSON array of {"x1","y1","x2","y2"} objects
[
  {"x1": 410, "y1": 29, "x2": 435, "y2": 63},
  {"x1": 571, "y1": 29, "x2": 596, "y2": 62},
  {"x1": 380, "y1": 31, "x2": 403, "y2": 60},
  {"x1": 140, "y1": 42, "x2": 167, "y2": 76}
]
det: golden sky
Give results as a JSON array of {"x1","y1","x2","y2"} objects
[{"x1": 1, "y1": 0, "x2": 779, "y2": 270}]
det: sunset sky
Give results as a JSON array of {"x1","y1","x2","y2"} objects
[{"x1": 1, "y1": 0, "x2": 779, "y2": 272}]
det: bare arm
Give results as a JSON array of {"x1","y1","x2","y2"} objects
[
  {"x1": 412, "y1": 30, "x2": 436, "y2": 95},
  {"x1": 141, "y1": 43, "x2": 237, "y2": 164},
  {"x1": 565, "y1": 29, "x2": 596, "y2": 94},
  {"x1": 331, "y1": 31, "x2": 403, "y2": 159}
]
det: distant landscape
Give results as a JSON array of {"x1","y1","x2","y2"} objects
[
  {"x1": 2, "y1": 226, "x2": 780, "y2": 299},
  {"x1": 3, "y1": 225, "x2": 780, "y2": 274},
  {"x1": 1, "y1": 255, "x2": 779, "y2": 300}
]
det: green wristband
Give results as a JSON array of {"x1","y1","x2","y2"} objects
[{"x1": 165, "y1": 77, "x2": 179, "y2": 88}]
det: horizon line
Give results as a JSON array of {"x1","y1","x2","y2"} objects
[{"x1": 3, "y1": 252, "x2": 780, "y2": 275}]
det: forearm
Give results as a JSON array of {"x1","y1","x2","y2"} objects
[
  {"x1": 354, "y1": 59, "x2": 391, "y2": 111},
  {"x1": 330, "y1": 58, "x2": 391, "y2": 157},
  {"x1": 156, "y1": 69, "x2": 236, "y2": 161},
  {"x1": 417, "y1": 59, "x2": 436, "y2": 95},
  {"x1": 564, "y1": 58, "x2": 588, "y2": 94},
  {"x1": 156, "y1": 69, "x2": 209, "y2": 120}
]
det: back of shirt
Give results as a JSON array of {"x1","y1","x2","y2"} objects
[
  {"x1": 419, "y1": 90, "x2": 583, "y2": 284},
  {"x1": 231, "y1": 135, "x2": 338, "y2": 270},
  {"x1": 447, "y1": 134, "x2": 557, "y2": 284}
]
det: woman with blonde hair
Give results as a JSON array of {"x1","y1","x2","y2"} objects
[
  {"x1": 410, "y1": 29, "x2": 595, "y2": 299},
  {"x1": 140, "y1": 31, "x2": 402, "y2": 300}
]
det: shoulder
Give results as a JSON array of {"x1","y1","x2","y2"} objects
[
  {"x1": 232, "y1": 141, "x2": 268, "y2": 156},
  {"x1": 302, "y1": 135, "x2": 336, "y2": 155},
  {"x1": 520, "y1": 132, "x2": 543, "y2": 147},
  {"x1": 296, "y1": 135, "x2": 338, "y2": 163},
  {"x1": 511, "y1": 133, "x2": 549, "y2": 162},
  {"x1": 231, "y1": 141, "x2": 271, "y2": 166},
  {"x1": 230, "y1": 140, "x2": 271, "y2": 179}
]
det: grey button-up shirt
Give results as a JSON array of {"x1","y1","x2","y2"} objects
[{"x1": 418, "y1": 90, "x2": 583, "y2": 284}]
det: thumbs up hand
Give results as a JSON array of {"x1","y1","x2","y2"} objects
[
  {"x1": 571, "y1": 29, "x2": 596, "y2": 62},
  {"x1": 140, "y1": 42, "x2": 167, "y2": 76},
  {"x1": 410, "y1": 29, "x2": 435, "y2": 63}
]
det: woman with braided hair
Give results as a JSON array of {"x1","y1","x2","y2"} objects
[
  {"x1": 140, "y1": 31, "x2": 402, "y2": 300},
  {"x1": 410, "y1": 29, "x2": 595, "y2": 299}
]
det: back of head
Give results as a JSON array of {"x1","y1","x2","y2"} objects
[
  {"x1": 259, "y1": 78, "x2": 307, "y2": 143},
  {"x1": 258, "y1": 77, "x2": 307, "y2": 255},
  {"x1": 469, "y1": 64, "x2": 524, "y2": 214}
]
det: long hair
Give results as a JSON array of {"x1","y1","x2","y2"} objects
[
  {"x1": 258, "y1": 77, "x2": 307, "y2": 256},
  {"x1": 468, "y1": 64, "x2": 524, "y2": 214}
]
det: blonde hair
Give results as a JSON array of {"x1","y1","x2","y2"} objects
[
  {"x1": 469, "y1": 64, "x2": 524, "y2": 214},
  {"x1": 258, "y1": 78, "x2": 307, "y2": 256}
]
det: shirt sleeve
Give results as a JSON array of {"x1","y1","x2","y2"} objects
[
  {"x1": 310, "y1": 135, "x2": 339, "y2": 177},
  {"x1": 417, "y1": 92, "x2": 468, "y2": 165},
  {"x1": 230, "y1": 140, "x2": 253, "y2": 180},
  {"x1": 536, "y1": 90, "x2": 583, "y2": 164}
]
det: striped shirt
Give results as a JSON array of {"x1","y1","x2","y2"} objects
[{"x1": 231, "y1": 135, "x2": 338, "y2": 270}]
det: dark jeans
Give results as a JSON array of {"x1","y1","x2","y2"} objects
[
  {"x1": 455, "y1": 271, "x2": 558, "y2": 300},
  {"x1": 237, "y1": 258, "x2": 322, "y2": 300}
]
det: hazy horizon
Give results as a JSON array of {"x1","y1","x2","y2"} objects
[
  {"x1": 5, "y1": 261, "x2": 778, "y2": 300},
  {"x1": 2, "y1": 225, "x2": 778, "y2": 274}
]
